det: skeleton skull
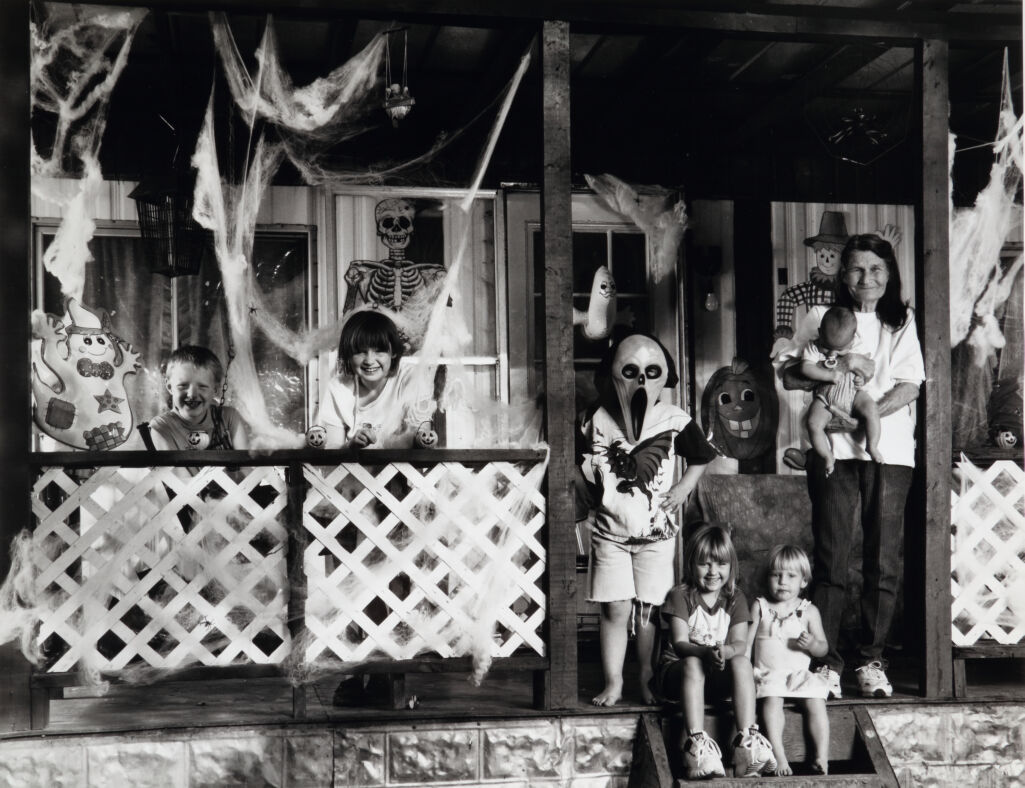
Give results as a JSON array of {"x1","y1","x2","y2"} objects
[
  {"x1": 375, "y1": 198, "x2": 415, "y2": 250},
  {"x1": 611, "y1": 334, "x2": 670, "y2": 443}
]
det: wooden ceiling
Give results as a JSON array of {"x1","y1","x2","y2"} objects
[{"x1": 33, "y1": 1, "x2": 1023, "y2": 204}]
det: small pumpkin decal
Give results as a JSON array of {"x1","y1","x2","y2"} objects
[{"x1": 701, "y1": 357, "x2": 779, "y2": 460}]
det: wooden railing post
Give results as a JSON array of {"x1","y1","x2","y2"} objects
[
  {"x1": 540, "y1": 19, "x2": 577, "y2": 710},
  {"x1": 915, "y1": 37, "x2": 953, "y2": 698},
  {"x1": 285, "y1": 461, "x2": 309, "y2": 717},
  {"x1": 0, "y1": 0, "x2": 33, "y2": 734}
]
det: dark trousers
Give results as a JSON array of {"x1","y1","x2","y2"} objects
[{"x1": 805, "y1": 452, "x2": 912, "y2": 672}]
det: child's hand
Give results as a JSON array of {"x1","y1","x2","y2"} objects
[
  {"x1": 349, "y1": 425, "x2": 377, "y2": 448},
  {"x1": 796, "y1": 631, "x2": 814, "y2": 652},
  {"x1": 707, "y1": 643, "x2": 727, "y2": 671},
  {"x1": 659, "y1": 482, "x2": 691, "y2": 513}
]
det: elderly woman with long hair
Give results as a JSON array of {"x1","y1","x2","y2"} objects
[{"x1": 775, "y1": 232, "x2": 925, "y2": 700}]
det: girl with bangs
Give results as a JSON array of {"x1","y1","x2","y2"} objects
[
  {"x1": 316, "y1": 309, "x2": 420, "y2": 449},
  {"x1": 652, "y1": 523, "x2": 775, "y2": 780}
]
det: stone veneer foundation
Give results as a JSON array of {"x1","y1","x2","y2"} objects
[
  {"x1": 0, "y1": 704, "x2": 1022, "y2": 786},
  {"x1": 0, "y1": 716, "x2": 638, "y2": 788}
]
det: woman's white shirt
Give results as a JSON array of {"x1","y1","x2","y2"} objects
[{"x1": 777, "y1": 305, "x2": 925, "y2": 467}]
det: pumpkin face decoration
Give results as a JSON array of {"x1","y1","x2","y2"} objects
[
  {"x1": 306, "y1": 425, "x2": 327, "y2": 448},
  {"x1": 414, "y1": 421, "x2": 439, "y2": 449},
  {"x1": 31, "y1": 298, "x2": 140, "y2": 450},
  {"x1": 701, "y1": 357, "x2": 779, "y2": 460}
]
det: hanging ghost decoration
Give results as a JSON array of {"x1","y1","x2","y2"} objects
[
  {"x1": 573, "y1": 266, "x2": 618, "y2": 340},
  {"x1": 701, "y1": 358, "x2": 778, "y2": 460},
  {"x1": 31, "y1": 298, "x2": 141, "y2": 450}
]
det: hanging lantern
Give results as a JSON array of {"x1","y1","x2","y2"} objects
[
  {"x1": 383, "y1": 28, "x2": 415, "y2": 127},
  {"x1": 129, "y1": 172, "x2": 208, "y2": 277}
]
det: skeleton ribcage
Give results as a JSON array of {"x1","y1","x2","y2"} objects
[{"x1": 365, "y1": 266, "x2": 439, "y2": 310}]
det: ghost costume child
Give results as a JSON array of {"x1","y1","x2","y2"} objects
[{"x1": 579, "y1": 334, "x2": 716, "y2": 607}]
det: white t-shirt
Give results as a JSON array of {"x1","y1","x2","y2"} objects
[
  {"x1": 777, "y1": 305, "x2": 925, "y2": 467},
  {"x1": 315, "y1": 362, "x2": 420, "y2": 449}
]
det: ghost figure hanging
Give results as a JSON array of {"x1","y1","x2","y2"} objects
[
  {"x1": 573, "y1": 266, "x2": 618, "y2": 340},
  {"x1": 701, "y1": 357, "x2": 779, "y2": 460},
  {"x1": 31, "y1": 298, "x2": 141, "y2": 450},
  {"x1": 343, "y1": 198, "x2": 447, "y2": 314},
  {"x1": 608, "y1": 334, "x2": 675, "y2": 444}
]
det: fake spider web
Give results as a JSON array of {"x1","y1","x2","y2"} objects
[
  {"x1": 8, "y1": 6, "x2": 548, "y2": 689},
  {"x1": 950, "y1": 50, "x2": 1024, "y2": 452}
]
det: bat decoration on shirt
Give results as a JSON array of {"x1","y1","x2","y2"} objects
[{"x1": 601, "y1": 430, "x2": 673, "y2": 506}]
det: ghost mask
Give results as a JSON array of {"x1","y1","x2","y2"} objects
[{"x1": 610, "y1": 334, "x2": 670, "y2": 443}]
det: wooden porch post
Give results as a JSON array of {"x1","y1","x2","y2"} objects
[
  {"x1": 915, "y1": 37, "x2": 953, "y2": 699},
  {"x1": 540, "y1": 19, "x2": 577, "y2": 710},
  {"x1": 0, "y1": 0, "x2": 34, "y2": 732}
]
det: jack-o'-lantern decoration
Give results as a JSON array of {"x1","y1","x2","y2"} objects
[
  {"x1": 414, "y1": 420, "x2": 439, "y2": 449},
  {"x1": 701, "y1": 357, "x2": 778, "y2": 460},
  {"x1": 306, "y1": 425, "x2": 327, "y2": 448},
  {"x1": 31, "y1": 298, "x2": 140, "y2": 450}
]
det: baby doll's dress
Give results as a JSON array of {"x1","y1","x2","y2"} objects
[{"x1": 752, "y1": 597, "x2": 829, "y2": 699}]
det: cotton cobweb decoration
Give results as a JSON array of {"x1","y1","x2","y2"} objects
[
  {"x1": 949, "y1": 50, "x2": 1024, "y2": 450},
  {"x1": 30, "y1": 6, "x2": 147, "y2": 302}
]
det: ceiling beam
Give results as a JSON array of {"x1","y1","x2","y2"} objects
[
  {"x1": 718, "y1": 43, "x2": 895, "y2": 148},
  {"x1": 72, "y1": 1, "x2": 1022, "y2": 44}
]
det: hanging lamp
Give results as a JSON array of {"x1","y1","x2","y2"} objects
[{"x1": 383, "y1": 28, "x2": 415, "y2": 127}]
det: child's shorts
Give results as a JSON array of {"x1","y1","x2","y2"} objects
[
  {"x1": 653, "y1": 656, "x2": 732, "y2": 705},
  {"x1": 587, "y1": 533, "x2": 675, "y2": 605}
]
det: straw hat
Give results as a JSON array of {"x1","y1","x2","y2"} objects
[{"x1": 803, "y1": 211, "x2": 850, "y2": 247}]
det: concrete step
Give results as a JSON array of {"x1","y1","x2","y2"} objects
[{"x1": 630, "y1": 704, "x2": 898, "y2": 787}]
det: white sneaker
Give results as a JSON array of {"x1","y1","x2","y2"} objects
[
  {"x1": 815, "y1": 665, "x2": 842, "y2": 699},
  {"x1": 732, "y1": 724, "x2": 777, "y2": 777},
  {"x1": 856, "y1": 660, "x2": 893, "y2": 697},
  {"x1": 684, "y1": 731, "x2": 726, "y2": 780}
]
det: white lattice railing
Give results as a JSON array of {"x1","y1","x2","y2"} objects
[
  {"x1": 30, "y1": 454, "x2": 547, "y2": 675},
  {"x1": 302, "y1": 461, "x2": 546, "y2": 663},
  {"x1": 951, "y1": 458, "x2": 1025, "y2": 646}
]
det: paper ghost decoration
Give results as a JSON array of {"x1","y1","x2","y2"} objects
[
  {"x1": 31, "y1": 298, "x2": 141, "y2": 450},
  {"x1": 573, "y1": 266, "x2": 618, "y2": 340}
]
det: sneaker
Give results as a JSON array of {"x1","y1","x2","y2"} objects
[
  {"x1": 856, "y1": 660, "x2": 893, "y2": 697},
  {"x1": 683, "y1": 731, "x2": 726, "y2": 780},
  {"x1": 731, "y1": 724, "x2": 777, "y2": 777},
  {"x1": 815, "y1": 665, "x2": 842, "y2": 699}
]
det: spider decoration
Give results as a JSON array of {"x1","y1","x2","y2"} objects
[{"x1": 828, "y1": 107, "x2": 888, "y2": 147}]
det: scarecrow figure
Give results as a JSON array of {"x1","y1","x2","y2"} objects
[
  {"x1": 31, "y1": 298, "x2": 140, "y2": 450},
  {"x1": 343, "y1": 198, "x2": 447, "y2": 313},
  {"x1": 773, "y1": 210, "x2": 849, "y2": 343}
]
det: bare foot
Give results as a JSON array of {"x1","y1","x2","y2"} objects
[
  {"x1": 772, "y1": 758, "x2": 793, "y2": 777},
  {"x1": 810, "y1": 760, "x2": 828, "y2": 775},
  {"x1": 770, "y1": 750, "x2": 791, "y2": 774},
  {"x1": 592, "y1": 679, "x2": 622, "y2": 706},
  {"x1": 639, "y1": 667, "x2": 657, "y2": 704}
]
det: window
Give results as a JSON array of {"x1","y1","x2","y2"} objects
[{"x1": 33, "y1": 223, "x2": 311, "y2": 447}]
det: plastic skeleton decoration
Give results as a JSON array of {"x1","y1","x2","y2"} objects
[
  {"x1": 31, "y1": 298, "x2": 140, "y2": 450},
  {"x1": 343, "y1": 198, "x2": 447, "y2": 313}
]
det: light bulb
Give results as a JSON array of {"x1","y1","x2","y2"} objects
[{"x1": 703, "y1": 291, "x2": 719, "y2": 312}]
